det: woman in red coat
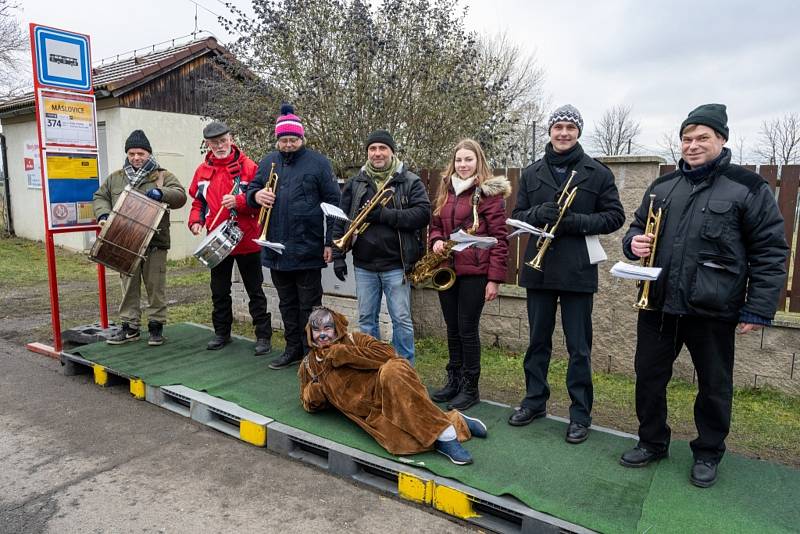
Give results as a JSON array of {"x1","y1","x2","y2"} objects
[{"x1": 427, "y1": 139, "x2": 510, "y2": 410}]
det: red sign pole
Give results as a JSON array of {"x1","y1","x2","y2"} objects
[{"x1": 26, "y1": 23, "x2": 107, "y2": 358}]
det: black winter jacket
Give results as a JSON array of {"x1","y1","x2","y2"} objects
[
  {"x1": 622, "y1": 150, "x2": 789, "y2": 322},
  {"x1": 332, "y1": 165, "x2": 431, "y2": 272},
  {"x1": 246, "y1": 147, "x2": 341, "y2": 271},
  {"x1": 513, "y1": 153, "x2": 625, "y2": 292}
]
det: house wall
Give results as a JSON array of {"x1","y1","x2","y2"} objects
[{"x1": 1, "y1": 107, "x2": 209, "y2": 259}]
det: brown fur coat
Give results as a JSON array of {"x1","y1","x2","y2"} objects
[{"x1": 298, "y1": 310, "x2": 470, "y2": 455}]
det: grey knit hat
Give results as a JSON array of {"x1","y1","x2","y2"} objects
[{"x1": 548, "y1": 104, "x2": 584, "y2": 138}]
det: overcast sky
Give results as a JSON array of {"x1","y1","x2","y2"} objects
[{"x1": 17, "y1": 0, "x2": 800, "y2": 159}]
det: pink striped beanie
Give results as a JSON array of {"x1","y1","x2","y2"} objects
[{"x1": 275, "y1": 103, "x2": 305, "y2": 138}]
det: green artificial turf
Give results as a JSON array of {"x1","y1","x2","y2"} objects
[{"x1": 73, "y1": 323, "x2": 800, "y2": 533}]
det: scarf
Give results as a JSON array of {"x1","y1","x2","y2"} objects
[
  {"x1": 544, "y1": 141, "x2": 584, "y2": 169},
  {"x1": 680, "y1": 148, "x2": 729, "y2": 184},
  {"x1": 450, "y1": 174, "x2": 476, "y2": 196},
  {"x1": 364, "y1": 155, "x2": 401, "y2": 188},
  {"x1": 123, "y1": 155, "x2": 159, "y2": 188}
]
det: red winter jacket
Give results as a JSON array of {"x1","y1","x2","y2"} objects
[
  {"x1": 188, "y1": 146, "x2": 262, "y2": 255},
  {"x1": 428, "y1": 175, "x2": 511, "y2": 282}
]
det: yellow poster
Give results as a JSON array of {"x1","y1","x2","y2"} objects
[{"x1": 46, "y1": 153, "x2": 98, "y2": 180}]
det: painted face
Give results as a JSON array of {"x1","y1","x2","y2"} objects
[
  {"x1": 454, "y1": 148, "x2": 478, "y2": 179},
  {"x1": 277, "y1": 136, "x2": 303, "y2": 153},
  {"x1": 367, "y1": 143, "x2": 393, "y2": 170},
  {"x1": 681, "y1": 125, "x2": 725, "y2": 168},
  {"x1": 549, "y1": 121, "x2": 579, "y2": 153},
  {"x1": 126, "y1": 148, "x2": 150, "y2": 169},
  {"x1": 311, "y1": 320, "x2": 337, "y2": 347},
  {"x1": 205, "y1": 133, "x2": 233, "y2": 159}
]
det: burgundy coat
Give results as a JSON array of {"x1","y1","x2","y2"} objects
[{"x1": 428, "y1": 175, "x2": 511, "y2": 282}]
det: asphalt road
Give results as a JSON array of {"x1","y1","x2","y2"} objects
[{"x1": 0, "y1": 338, "x2": 471, "y2": 534}]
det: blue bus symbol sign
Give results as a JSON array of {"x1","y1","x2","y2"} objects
[{"x1": 33, "y1": 26, "x2": 91, "y2": 91}]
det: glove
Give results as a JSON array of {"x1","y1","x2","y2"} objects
[
  {"x1": 534, "y1": 202, "x2": 560, "y2": 225},
  {"x1": 146, "y1": 188, "x2": 163, "y2": 201},
  {"x1": 558, "y1": 213, "x2": 580, "y2": 234},
  {"x1": 333, "y1": 258, "x2": 348, "y2": 281},
  {"x1": 365, "y1": 204, "x2": 383, "y2": 224}
]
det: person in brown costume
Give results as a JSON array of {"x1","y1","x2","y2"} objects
[{"x1": 298, "y1": 306, "x2": 487, "y2": 465}]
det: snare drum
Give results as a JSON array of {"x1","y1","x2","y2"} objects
[
  {"x1": 90, "y1": 187, "x2": 166, "y2": 276},
  {"x1": 193, "y1": 219, "x2": 244, "y2": 269}
]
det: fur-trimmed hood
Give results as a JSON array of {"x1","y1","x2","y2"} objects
[
  {"x1": 305, "y1": 306, "x2": 350, "y2": 347},
  {"x1": 480, "y1": 175, "x2": 512, "y2": 198}
]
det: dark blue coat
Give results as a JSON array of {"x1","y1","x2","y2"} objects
[{"x1": 246, "y1": 147, "x2": 341, "y2": 271}]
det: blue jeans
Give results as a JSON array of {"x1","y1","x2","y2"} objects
[{"x1": 354, "y1": 266, "x2": 415, "y2": 365}]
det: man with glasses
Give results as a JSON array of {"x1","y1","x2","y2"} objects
[
  {"x1": 188, "y1": 121, "x2": 272, "y2": 355},
  {"x1": 246, "y1": 104, "x2": 341, "y2": 370}
]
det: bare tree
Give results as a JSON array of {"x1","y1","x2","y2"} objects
[
  {"x1": 590, "y1": 104, "x2": 642, "y2": 156},
  {"x1": 0, "y1": 1, "x2": 28, "y2": 99},
  {"x1": 207, "y1": 0, "x2": 547, "y2": 175},
  {"x1": 657, "y1": 130, "x2": 681, "y2": 165},
  {"x1": 474, "y1": 32, "x2": 548, "y2": 167},
  {"x1": 731, "y1": 135, "x2": 748, "y2": 165},
  {"x1": 755, "y1": 113, "x2": 800, "y2": 165}
]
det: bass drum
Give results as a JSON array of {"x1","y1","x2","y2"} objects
[
  {"x1": 193, "y1": 219, "x2": 244, "y2": 269},
  {"x1": 89, "y1": 187, "x2": 166, "y2": 276}
]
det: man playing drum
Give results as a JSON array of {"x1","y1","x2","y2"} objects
[
  {"x1": 93, "y1": 130, "x2": 187, "y2": 346},
  {"x1": 188, "y1": 121, "x2": 273, "y2": 355}
]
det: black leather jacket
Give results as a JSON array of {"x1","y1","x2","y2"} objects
[
  {"x1": 623, "y1": 149, "x2": 789, "y2": 322},
  {"x1": 332, "y1": 165, "x2": 430, "y2": 273}
]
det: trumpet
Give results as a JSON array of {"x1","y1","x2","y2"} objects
[
  {"x1": 526, "y1": 170, "x2": 578, "y2": 271},
  {"x1": 255, "y1": 162, "x2": 278, "y2": 242},
  {"x1": 333, "y1": 181, "x2": 395, "y2": 252},
  {"x1": 633, "y1": 193, "x2": 662, "y2": 310},
  {"x1": 409, "y1": 189, "x2": 481, "y2": 291}
]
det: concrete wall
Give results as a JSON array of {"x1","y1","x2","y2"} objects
[
  {"x1": 232, "y1": 155, "x2": 800, "y2": 395},
  {"x1": 1, "y1": 107, "x2": 209, "y2": 260}
]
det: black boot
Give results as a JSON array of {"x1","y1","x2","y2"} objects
[
  {"x1": 447, "y1": 374, "x2": 480, "y2": 411},
  {"x1": 147, "y1": 321, "x2": 164, "y2": 346},
  {"x1": 431, "y1": 369, "x2": 461, "y2": 403}
]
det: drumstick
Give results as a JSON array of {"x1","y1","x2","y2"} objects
[{"x1": 207, "y1": 182, "x2": 239, "y2": 230}]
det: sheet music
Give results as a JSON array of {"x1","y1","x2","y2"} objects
[
  {"x1": 449, "y1": 229, "x2": 497, "y2": 252},
  {"x1": 585, "y1": 235, "x2": 607, "y2": 264},
  {"x1": 253, "y1": 239, "x2": 285, "y2": 254},
  {"x1": 609, "y1": 261, "x2": 661, "y2": 281},
  {"x1": 321, "y1": 202, "x2": 349, "y2": 221},
  {"x1": 505, "y1": 218, "x2": 554, "y2": 239}
]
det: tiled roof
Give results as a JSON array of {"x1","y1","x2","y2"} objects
[{"x1": 0, "y1": 36, "x2": 226, "y2": 116}]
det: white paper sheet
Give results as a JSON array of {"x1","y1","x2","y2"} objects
[
  {"x1": 321, "y1": 202, "x2": 349, "y2": 221},
  {"x1": 449, "y1": 229, "x2": 498, "y2": 252},
  {"x1": 609, "y1": 261, "x2": 661, "y2": 281},
  {"x1": 585, "y1": 235, "x2": 607, "y2": 264},
  {"x1": 505, "y1": 218, "x2": 554, "y2": 239},
  {"x1": 253, "y1": 239, "x2": 286, "y2": 254}
]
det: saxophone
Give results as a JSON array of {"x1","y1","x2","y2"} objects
[{"x1": 410, "y1": 187, "x2": 481, "y2": 291}]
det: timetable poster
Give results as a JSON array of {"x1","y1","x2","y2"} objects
[{"x1": 38, "y1": 89, "x2": 97, "y2": 149}]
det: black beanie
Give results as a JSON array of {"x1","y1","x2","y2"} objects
[
  {"x1": 124, "y1": 130, "x2": 152, "y2": 153},
  {"x1": 680, "y1": 104, "x2": 729, "y2": 140},
  {"x1": 365, "y1": 129, "x2": 396, "y2": 153}
]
